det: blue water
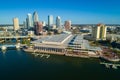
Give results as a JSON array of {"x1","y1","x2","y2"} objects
[{"x1": 0, "y1": 50, "x2": 120, "y2": 80}]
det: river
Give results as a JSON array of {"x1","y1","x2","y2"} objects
[{"x1": 0, "y1": 50, "x2": 120, "y2": 80}]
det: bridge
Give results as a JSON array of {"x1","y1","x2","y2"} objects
[
  {"x1": 0, "y1": 36, "x2": 32, "y2": 39},
  {"x1": 0, "y1": 35, "x2": 48, "y2": 40},
  {"x1": 100, "y1": 62, "x2": 120, "y2": 69},
  {"x1": 0, "y1": 45, "x2": 16, "y2": 48}
]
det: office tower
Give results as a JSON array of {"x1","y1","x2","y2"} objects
[
  {"x1": 27, "y1": 13, "x2": 33, "y2": 29},
  {"x1": 56, "y1": 16, "x2": 61, "y2": 28},
  {"x1": 26, "y1": 18, "x2": 28, "y2": 29},
  {"x1": 13, "y1": 18, "x2": 19, "y2": 31},
  {"x1": 23, "y1": 21, "x2": 27, "y2": 29},
  {"x1": 48, "y1": 15, "x2": 53, "y2": 28},
  {"x1": 92, "y1": 24, "x2": 107, "y2": 40},
  {"x1": 34, "y1": 22, "x2": 43, "y2": 35},
  {"x1": 33, "y1": 11, "x2": 39, "y2": 23},
  {"x1": 64, "y1": 20, "x2": 71, "y2": 31}
]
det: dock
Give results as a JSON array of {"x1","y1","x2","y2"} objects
[
  {"x1": 100, "y1": 62, "x2": 120, "y2": 69},
  {"x1": 32, "y1": 53, "x2": 50, "y2": 58},
  {"x1": 31, "y1": 50, "x2": 50, "y2": 58}
]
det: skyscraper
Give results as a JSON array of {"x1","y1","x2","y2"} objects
[
  {"x1": 27, "y1": 13, "x2": 33, "y2": 29},
  {"x1": 13, "y1": 18, "x2": 19, "y2": 31},
  {"x1": 64, "y1": 20, "x2": 71, "y2": 31},
  {"x1": 34, "y1": 22, "x2": 43, "y2": 35},
  {"x1": 92, "y1": 24, "x2": 107, "y2": 40},
  {"x1": 48, "y1": 15, "x2": 53, "y2": 28},
  {"x1": 23, "y1": 21, "x2": 27, "y2": 29},
  {"x1": 56, "y1": 16, "x2": 61, "y2": 28},
  {"x1": 33, "y1": 11, "x2": 39, "y2": 23}
]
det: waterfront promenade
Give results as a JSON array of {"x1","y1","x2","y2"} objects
[
  {"x1": 24, "y1": 48, "x2": 66, "y2": 56},
  {"x1": 23, "y1": 47, "x2": 99, "y2": 58},
  {"x1": 23, "y1": 46, "x2": 120, "y2": 62}
]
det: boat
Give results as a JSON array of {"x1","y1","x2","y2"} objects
[
  {"x1": 16, "y1": 45, "x2": 20, "y2": 49},
  {"x1": 46, "y1": 55, "x2": 50, "y2": 58},
  {"x1": 1, "y1": 46, "x2": 7, "y2": 53},
  {"x1": 16, "y1": 43, "x2": 21, "y2": 49},
  {"x1": 105, "y1": 64, "x2": 110, "y2": 68},
  {"x1": 100, "y1": 62, "x2": 120, "y2": 69},
  {"x1": 1, "y1": 46, "x2": 7, "y2": 51},
  {"x1": 112, "y1": 65, "x2": 118, "y2": 69}
]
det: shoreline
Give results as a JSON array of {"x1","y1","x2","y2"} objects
[
  {"x1": 23, "y1": 48, "x2": 120, "y2": 62},
  {"x1": 99, "y1": 56, "x2": 120, "y2": 62},
  {"x1": 23, "y1": 48, "x2": 99, "y2": 58}
]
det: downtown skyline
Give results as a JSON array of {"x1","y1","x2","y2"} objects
[{"x1": 0, "y1": 0, "x2": 120, "y2": 24}]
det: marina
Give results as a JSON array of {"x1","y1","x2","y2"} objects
[
  {"x1": 100, "y1": 62, "x2": 120, "y2": 69},
  {"x1": 33, "y1": 53, "x2": 50, "y2": 58},
  {"x1": 31, "y1": 51, "x2": 50, "y2": 58}
]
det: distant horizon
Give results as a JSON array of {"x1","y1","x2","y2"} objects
[
  {"x1": 1, "y1": 23, "x2": 120, "y2": 26},
  {"x1": 0, "y1": 0, "x2": 120, "y2": 24}
]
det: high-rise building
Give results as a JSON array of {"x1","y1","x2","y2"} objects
[
  {"x1": 34, "y1": 22, "x2": 43, "y2": 35},
  {"x1": 27, "y1": 13, "x2": 33, "y2": 29},
  {"x1": 48, "y1": 15, "x2": 53, "y2": 28},
  {"x1": 33, "y1": 11, "x2": 39, "y2": 23},
  {"x1": 23, "y1": 21, "x2": 27, "y2": 29},
  {"x1": 26, "y1": 18, "x2": 28, "y2": 29},
  {"x1": 13, "y1": 18, "x2": 19, "y2": 31},
  {"x1": 64, "y1": 20, "x2": 71, "y2": 31},
  {"x1": 92, "y1": 24, "x2": 107, "y2": 40},
  {"x1": 56, "y1": 16, "x2": 61, "y2": 28}
]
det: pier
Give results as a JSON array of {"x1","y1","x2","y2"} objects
[
  {"x1": 31, "y1": 49, "x2": 50, "y2": 58},
  {"x1": 32, "y1": 53, "x2": 50, "y2": 58},
  {"x1": 100, "y1": 62, "x2": 120, "y2": 69}
]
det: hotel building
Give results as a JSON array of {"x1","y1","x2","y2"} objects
[
  {"x1": 64, "y1": 20, "x2": 71, "y2": 31},
  {"x1": 13, "y1": 18, "x2": 19, "y2": 31},
  {"x1": 34, "y1": 22, "x2": 43, "y2": 35},
  {"x1": 92, "y1": 24, "x2": 107, "y2": 40}
]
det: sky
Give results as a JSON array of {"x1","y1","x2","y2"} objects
[{"x1": 0, "y1": 0, "x2": 120, "y2": 24}]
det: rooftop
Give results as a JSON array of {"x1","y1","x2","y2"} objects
[
  {"x1": 32, "y1": 34, "x2": 72, "y2": 45},
  {"x1": 31, "y1": 34, "x2": 102, "y2": 51}
]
